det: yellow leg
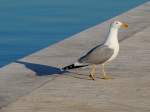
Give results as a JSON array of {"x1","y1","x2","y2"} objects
[
  {"x1": 89, "y1": 64, "x2": 96, "y2": 80},
  {"x1": 76, "y1": 68, "x2": 79, "y2": 74},
  {"x1": 101, "y1": 64, "x2": 112, "y2": 80}
]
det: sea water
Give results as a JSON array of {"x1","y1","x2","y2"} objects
[{"x1": 0, "y1": 0, "x2": 148, "y2": 67}]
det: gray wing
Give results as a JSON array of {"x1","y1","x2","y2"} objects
[{"x1": 78, "y1": 44, "x2": 114, "y2": 64}]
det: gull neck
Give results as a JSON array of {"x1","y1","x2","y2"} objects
[{"x1": 104, "y1": 27, "x2": 119, "y2": 47}]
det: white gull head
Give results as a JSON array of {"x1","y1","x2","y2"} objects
[
  {"x1": 104, "y1": 21, "x2": 128, "y2": 48},
  {"x1": 111, "y1": 21, "x2": 128, "y2": 29}
]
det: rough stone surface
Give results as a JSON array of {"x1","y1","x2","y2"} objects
[{"x1": 0, "y1": 1, "x2": 150, "y2": 112}]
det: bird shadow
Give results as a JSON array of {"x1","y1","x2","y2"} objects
[
  {"x1": 68, "y1": 71, "x2": 91, "y2": 80},
  {"x1": 15, "y1": 61, "x2": 67, "y2": 76},
  {"x1": 15, "y1": 61, "x2": 95, "y2": 80},
  {"x1": 69, "y1": 71, "x2": 101, "y2": 80}
]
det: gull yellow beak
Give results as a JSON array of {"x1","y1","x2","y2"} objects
[{"x1": 121, "y1": 23, "x2": 128, "y2": 28}]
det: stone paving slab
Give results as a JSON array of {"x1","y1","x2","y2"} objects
[
  {"x1": 0, "y1": 1, "x2": 150, "y2": 111},
  {"x1": 1, "y1": 27, "x2": 150, "y2": 112}
]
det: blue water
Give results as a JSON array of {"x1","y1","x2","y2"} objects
[{"x1": 0, "y1": 0, "x2": 148, "y2": 67}]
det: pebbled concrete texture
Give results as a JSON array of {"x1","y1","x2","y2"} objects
[{"x1": 0, "y1": 1, "x2": 150, "y2": 112}]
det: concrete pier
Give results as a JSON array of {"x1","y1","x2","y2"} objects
[{"x1": 0, "y1": 1, "x2": 150, "y2": 112}]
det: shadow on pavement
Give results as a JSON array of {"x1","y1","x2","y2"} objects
[{"x1": 15, "y1": 61, "x2": 66, "y2": 76}]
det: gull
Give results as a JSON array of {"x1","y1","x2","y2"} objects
[{"x1": 61, "y1": 21, "x2": 128, "y2": 80}]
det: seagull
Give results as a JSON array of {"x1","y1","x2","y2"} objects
[{"x1": 61, "y1": 21, "x2": 128, "y2": 80}]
